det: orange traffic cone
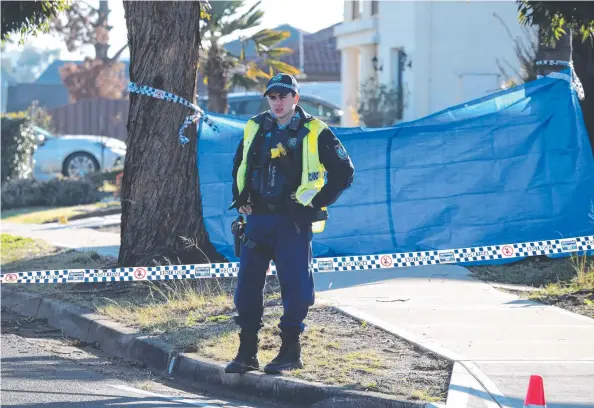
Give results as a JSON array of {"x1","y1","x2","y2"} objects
[{"x1": 524, "y1": 375, "x2": 547, "y2": 408}]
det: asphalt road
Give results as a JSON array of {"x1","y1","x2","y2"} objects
[{"x1": 0, "y1": 310, "x2": 284, "y2": 408}]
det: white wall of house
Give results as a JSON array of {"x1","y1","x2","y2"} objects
[{"x1": 335, "y1": 0, "x2": 529, "y2": 126}]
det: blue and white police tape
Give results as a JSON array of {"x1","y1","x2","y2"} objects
[
  {"x1": 127, "y1": 82, "x2": 219, "y2": 146},
  {"x1": 1, "y1": 235, "x2": 592, "y2": 284}
]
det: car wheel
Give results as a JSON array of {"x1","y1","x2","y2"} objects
[{"x1": 62, "y1": 152, "x2": 100, "y2": 178}]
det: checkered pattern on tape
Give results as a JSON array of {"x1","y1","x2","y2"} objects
[
  {"x1": 145, "y1": 273, "x2": 196, "y2": 281},
  {"x1": 145, "y1": 265, "x2": 209, "y2": 275},
  {"x1": 86, "y1": 276, "x2": 135, "y2": 282},
  {"x1": 127, "y1": 82, "x2": 200, "y2": 112},
  {"x1": 333, "y1": 255, "x2": 382, "y2": 271},
  {"x1": 4, "y1": 235, "x2": 594, "y2": 283},
  {"x1": 209, "y1": 272, "x2": 239, "y2": 278},
  {"x1": 85, "y1": 269, "x2": 134, "y2": 279},
  {"x1": 127, "y1": 82, "x2": 220, "y2": 145},
  {"x1": 392, "y1": 251, "x2": 441, "y2": 267},
  {"x1": 22, "y1": 270, "x2": 70, "y2": 277},
  {"x1": 22, "y1": 278, "x2": 69, "y2": 284},
  {"x1": 511, "y1": 240, "x2": 564, "y2": 257},
  {"x1": 576, "y1": 236, "x2": 594, "y2": 251},
  {"x1": 453, "y1": 246, "x2": 500, "y2": 262}
]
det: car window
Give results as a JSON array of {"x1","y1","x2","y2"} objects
[
  {"x1": 228, "y1": 101, "x2": 242, "y2": 115},
  {"x1": 32, "y1": 126, "x2": 55, "y2": 139},
  {"x1": 244, "y1": 99, "x2": 266, "y2": 115},
  {"x1": 317, "y1": 103, "x2": 338, "y2": 120},
  {"x1": 298, "y1": 99, "x2": 322, "y2": 116},
  {"x1": 228, "y1": 99, "x2": 266, "y2": 116}
]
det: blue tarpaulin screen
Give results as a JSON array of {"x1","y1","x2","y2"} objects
[{"x1": 197, "y1": 70, "x2": 594, "y2": 262}]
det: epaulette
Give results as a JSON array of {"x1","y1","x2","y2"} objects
[{"x1": 249, "y1": 111, "x2": 272, "y2": 125}]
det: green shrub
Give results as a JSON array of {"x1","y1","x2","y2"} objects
[
  {"x1": 1, "y1": 177, "x2": 102, "y2": 210},
  {"x1": 357, "y1": 77, "x2": 405, "y2": 128},
  {"x1": 1, "y1": 115, "x2": 36, "y2": 183}
]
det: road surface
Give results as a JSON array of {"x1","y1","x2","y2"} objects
[{"x1": 1, "y1": 310, "x2": 285, "y2": 408}]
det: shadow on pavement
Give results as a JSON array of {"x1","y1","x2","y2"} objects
[
  {"x1": 314, "y1": 264, "x2": 472, "y2": 292},
  {"x1": 1, "y1": 389, "x2": 233, "y2": 408}
]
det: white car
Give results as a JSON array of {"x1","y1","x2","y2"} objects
[{"x1": 32, "y1": 126, "x2": 126, "y2": 181}]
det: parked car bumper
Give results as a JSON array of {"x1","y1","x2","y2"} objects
[
  {"x1": 33, "y1": 146, "x2": 125, "y2": 181},
  {"x1": 103, "y1": 148, "x2": 125, "y2": 169}
]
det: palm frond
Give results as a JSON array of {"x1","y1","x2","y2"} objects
[
  {"x1": 235, "y1": 0, "x2": 262, "y2": 23},
  {"x1": 227, "y1": 72, "x2": 260, "y2": 90},
  {"x1": 262, "y1": 59, "x2": 300, "y2": 76},
  {"x1": 245, "y1": 62, "x2": 271, "y2": 80},
  {"x1": 251, "y1": 29, "x2": 291, "y2": 48},
  {"x1": 261, "y1": 47, "x2": 294, "y2": 58}
]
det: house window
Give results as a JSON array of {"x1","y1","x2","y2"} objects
[
  {"x1": 371, "y1": 0, "x2": 379, "y2": 16},
  {"x1": 352, "y1": 0, "x2": 362, "y2": 19}
]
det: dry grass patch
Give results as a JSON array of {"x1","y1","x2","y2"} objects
[
  {"x1": 96, "y1": 287, "x2": 234, "y2": 333},
  {"x1": 2, "y1": 235, "x2": 451, "y2": 403},
  {"x1": 469, "y1": 254, "x2": 594, "y2": 319},
  {"x1": 190, "y1": 305, "x2": 451, "y2": 401}
]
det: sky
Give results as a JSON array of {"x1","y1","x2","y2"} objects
[{"x1": 4, "y1": 0, "x2": 345, "y2": 61}]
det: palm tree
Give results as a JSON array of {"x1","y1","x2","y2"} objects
[{"x1": 199, "y1": 0, "x2": 300, "y2": 113}]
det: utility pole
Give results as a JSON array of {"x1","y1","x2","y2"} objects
[{"x1": 297, "y1": 29, "x2": 307, "y2": 80}]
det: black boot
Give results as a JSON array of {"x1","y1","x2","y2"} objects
[
  {"x1": 263, "y1": 331, "x2": 303, "y2": 374},
  {"x1": 224, "y1": 331, "x2": 259, "y2": 374}
]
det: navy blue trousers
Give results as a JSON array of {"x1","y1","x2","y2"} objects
[{"x1": 234, "y1": 213, "x2": 315, "y2": 334}]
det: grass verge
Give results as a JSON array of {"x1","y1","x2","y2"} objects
[
  {"x1": 1, "y1": 233, "x2": 106, "y2": 268},
  {"x1": 1, "y1": 234, "x2": 452, "y2": 403},
  {"x1": 1, "y1": 201, "x2": 120, "y2": 224},
  {"x1": 469, "y1": 254, "x2": 594, "y2": 319}
]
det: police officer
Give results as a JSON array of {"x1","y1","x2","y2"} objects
[{"x1": 226, "y1": 73, "x2": 354, "y2": 375}]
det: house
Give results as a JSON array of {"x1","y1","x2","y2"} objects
[
  {"x1": 223, "y1": 24, "x2": 341, "y2": 83},
  {"x1": 1, "y1": 65, "x2": 18, "y2": 113},
  {"x1": 6, "y1": 59, "x2": 131, "y2": 113},
  {"x1": 334, "y1": 0, "x2": 529, "y2": 126}
]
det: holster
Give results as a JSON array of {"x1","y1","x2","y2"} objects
[{"x1": 231, "y1": 215, "x2": 245, "y2": 257}]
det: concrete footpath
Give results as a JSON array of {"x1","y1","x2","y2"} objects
[
  {"x1": 2, "y1": 218, "x2": 120, "y2": 258},
  {"x1": 315, "y1": 267, "x2": 594, "y2": 408},
  {"x1": 3, "y1": 220, "x2": 594, "y2": 407}
]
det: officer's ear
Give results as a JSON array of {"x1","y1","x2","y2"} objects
[{"x1": 293, "y1": 92, "x2": 300, "y2": 105}]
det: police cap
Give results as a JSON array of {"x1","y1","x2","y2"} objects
[{"x1": 263, "y1": 73, "x2": 299, "y2": 96}]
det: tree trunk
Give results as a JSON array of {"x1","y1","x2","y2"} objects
[
  {"x1": 572, "y1": 36, "x2": 594, "y2": 153},
  {"x1": 206, "y1": 40, "x2": 228, "y2": 114},
  {"x1": 95, "y1": 0, "x2": 110, "y2": 60},
  {"x1": 535, "y1": 27, "x2": 594, "y2": 153},
  {"x1": 120, "y1": 1, "x2": 220, "y2": 266}
]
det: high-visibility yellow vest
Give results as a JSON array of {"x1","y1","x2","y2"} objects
[{"x1": 236, "y1": 117, "x2": 328, "y2": 233}]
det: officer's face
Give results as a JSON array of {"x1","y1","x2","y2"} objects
[{"x1": 266, "y1": 92, "x2": 299, "y2": 120}]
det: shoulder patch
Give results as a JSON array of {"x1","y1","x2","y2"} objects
[{"x1": 334, "y1": 143, "x2": 348, "y2": 160}]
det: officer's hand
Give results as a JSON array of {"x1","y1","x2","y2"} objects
[
  {"x1": 239, "y1": 204, "x2": 252, "y2": 215},
  {"x1": 290, "y1": 192, "x2": 313, "y2": 208}
]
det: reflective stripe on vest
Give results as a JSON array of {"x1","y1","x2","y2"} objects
[
  {"x1": 236, "y1": 119, "x2": 260, "y2": 197},
  {"x1": 235, "y1": 117, "x2": 328, "y2": 233}
]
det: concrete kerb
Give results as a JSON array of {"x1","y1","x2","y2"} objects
[{"x1": 1, "y1": 288, "x2": 425, "y2": 408}]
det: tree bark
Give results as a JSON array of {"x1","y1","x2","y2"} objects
[
  {"x1": 120, "y1": 1, "x2": 220, "y2": 266},
  {"x1": 95, "y1": 0, "x2": 110, "y2": 60},
  {"x1": 535, "y1": 27, "x2": 594, "y2": 153},
  {"x1": 206, "y1": 40, "x2": 229, "y2": 114}
]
